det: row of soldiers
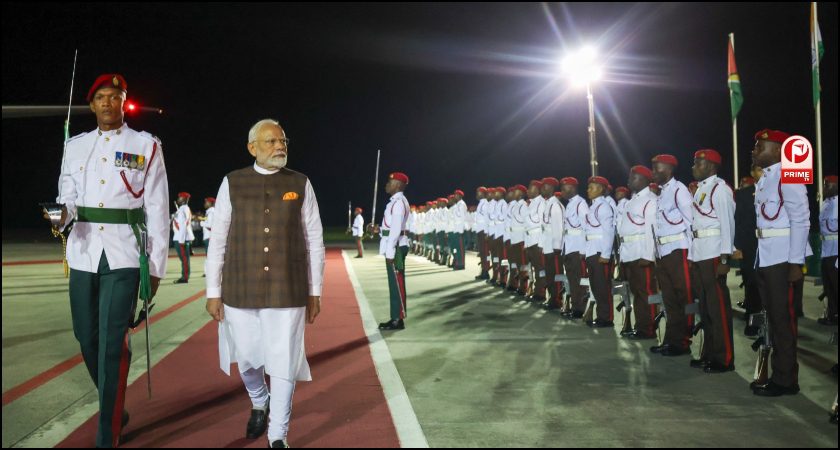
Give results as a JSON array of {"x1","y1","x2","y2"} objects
[{"x1": 403, "y1": 129, "x2": 837, "y2": 404}]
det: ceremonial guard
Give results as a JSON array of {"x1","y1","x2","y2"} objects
[
  {"x1": 734, "y1": 166, "x2": 762, "y2": 335},
  {"x1": 53, "y1": 74, "x2": 169, "y2": 447},
  {"x1": 378, "y1": 172, "x2": 411, "y2": 330},
  {"x1": 352, "y1": 207, "x2": 365, "y2": 258},
  {"x1": 475, "y1": 187, "x2": 491, "y2": 280},
  {"x1": 560, "y1": 177, "x2": 588, "y2": 316},
  {"x1": 650, "y1": 154, "x2": 695, "y2": 356},
  {"x1": 584, "y1": 176, "x2": 615, "y2": 326},
  {"x1": 541, "y1": 177, "x2": 566, "y2": 309},
  {"x1": 751, "y1": 129, "x2": 810, "y2": 396},
  {"x1": 618, "y1": 166, "x2": 659, "y2": 339},
  {"x1": 524, "y1": 180, "x2": 546, "y2": 300},
  {"x1": 173, "y1": 191, "x2": 192, "y2": 283},
  {"x1": 689, "y1": 149, "x2": 736, "y2": 373},
  {"x1": 507, "y1": 185, "x2": 528, "y2": 292}
]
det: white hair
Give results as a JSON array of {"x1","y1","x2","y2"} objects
[{"x1": 248, "y1": 118, "x2": 280, "y2": 143}]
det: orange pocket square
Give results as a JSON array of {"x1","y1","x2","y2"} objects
[{"x1": 283, "y1": 192, "x2": 299, "y2": 201}]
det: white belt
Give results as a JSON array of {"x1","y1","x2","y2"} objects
[
  {"x1": 620, "y1": 234, "x2": 645, "y2": 243},
  {"x1": 657, "y1": 233, "x2": 686, "y2": 245},
  {"x1": 822, "y1": 233, "x2": 838, "y2": 241},
  {"x1": 693, "y1": 229, "x2": 721, "y2": 239},
  {"x1": 565, "y1": 229, "x2": 584, "y2": 236},
  {"x1": 511, "y1": 226, "x2": 526, "y2": 232},
  {"x1": 586, "y1": 234, "x2": 603, "y2": 241},
  {"x1": 756, "y1": 228, "x2": 790, "y2": 239},
  {"x1": 526, "y1": 228, "x2": 542, "y2": 236}
]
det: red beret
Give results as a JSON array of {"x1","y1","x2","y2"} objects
[
  {"x1": 607, "y1": 184, "x2": 614, "y2": 192},
  {"x1": 512, "y1": 184, "x2": 527, "y2": 193},
  {"x1": 588, "y1": 176, "x2": 610, "y2": 187},
  {"x1": 554, "y1": 192, "x2": 563, "y2": 198},
  {"x1": 694, "y1": 149, "x2": 722, "y2": 165},
  {"x1": 205, "y1": 197, "x2": 216, "y2": 203},
  {"x1": 178, "y1": 192, "x2": 191, "y2": 198},
  {"x1": 651, "y1": 154, "x2": 678, "y2": 166},
  {"x1": 87, "y1": 74, "x2": 127, "y2": 102},
  {"x1": 496, "y1": 187, "x2": 507, "y2": 193},
  {"x1": 437, "y1": 197, "x2": 448, "y2": 203},
  {"x1": 355, "y1": 207, "x2": 363, "y2": 213},
  {"x1": 426, "y1": 201, "x2": 435, "y2": 206},
  {"x1": 649, "y1": 183, "x2": 659, "y2": 191},
  {"x1": 825, "y1": 175, "x2": 839, "y2": 184},
  {"x1": 389, "y1": 172, "x2": 409, "y2": 184},
  {"x1": 529, "y1": 179, "x2": 543, "y2": 187},
  {"x1": 754, "y1": 129, "x2": 791, "y2": 144},
  {"x1": 688, "y1": 181, "x2": 699, "y2": 189},
  {"x1": 630, "y1": 165, "x2": 653, "y2": 180},
  {"x1": 740, "y1": 177, "x2": 755, "y2": 186},
  {"x1": 542, "y1": 177, "x2": 560, "y2": 187},
  {"x1": 559, "y1": 177, "x2": 578, "y2": 186},
  {"x1": 477, "y1": 186, "x2": 488, "y2": 193},
  {"x1": 448, "y1": 194, "x2": 456, "y2": 199},
  {"x1": 454, "y1": 189, "x2": 465, "y2": 196},
  {"x1": 615, "y1": 186, "x2": 630, "y2": 195}
]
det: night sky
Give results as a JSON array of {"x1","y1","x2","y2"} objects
[{"x1": 3, "y1": 2, "x2": 837, "y2": 230}]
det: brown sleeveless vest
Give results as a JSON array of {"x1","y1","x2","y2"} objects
[{"x1": 222, "y1": 166, "x2": 309, "y2": 308}]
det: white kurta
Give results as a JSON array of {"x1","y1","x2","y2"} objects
[{"x1": 206, "y1": 163, "x2": 325, "y2": 379}]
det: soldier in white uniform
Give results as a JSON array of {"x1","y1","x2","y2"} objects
[
  {"x1": 352, "y1": 207, "x2": 365, "y2": 258},
  {"x1": 451, "y1": 189, "x2": 468, "y2": 270},
  {"x1": 819, "y1": 175, "x2": 838, "y2": 325},
  {"x1": 507, "y1": 185, "x2": 528, "y2": 292},
  {"x1": 584, "y1": 176, "x2": 616, "y2": 326},
  {"x1": 540, "y1": 177, "x2": 566, "y2": 309},
  {"x1": 172, "y1": 192, "x2": 192, "y2": 283},
  {"x1": 750, "y1": 129, "x2": 810, "y2": 397},
  {"x1": 200, "y1": 196, "x2": 216, "y2": 277},
  {"x1": 374, "y1": 172, "x2": 411, "y2": 330},
  {"x1": 689, "y1": 150, "x2": 736, "y2": 373},
  {"x1": 524, "y1": 180, "x2": 546, "y2": 299},
  {"x1": 650, "y1": 154, "x2": 695, "y2": 356},
  {"x1": 51, "y1": 74, "x2": 169, "y2": 448},
  {"x1": 206, "y1": 119, "x2": 324, "y2": 448},
  {"x1": 474, "y1": 187, "x2": 491, "y2": 279},
  {"x1": 560, "y1": 177, "x2": 589, "y2": 316},
  {"x1": 618, "y1": 166, "x2": 660, "y2": 340}
]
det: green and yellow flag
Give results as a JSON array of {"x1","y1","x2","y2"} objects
[
  {"x1": 727, "y1": 38, "x2": 743, "y2": 121},
  {"x1": 811, "y1": 2, "x2": 825, "y2": 108}
]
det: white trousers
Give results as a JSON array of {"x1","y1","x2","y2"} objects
[{"x1": 240, "y1": 367, "x2": 296, "y2": 443}]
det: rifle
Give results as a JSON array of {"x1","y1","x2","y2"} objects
[
  {"x1": 613, "y1": 280, "x2": 632, "y2": 334},
  {"x1": 648, "y1": 292, "x2": 664, "y2": 344},
  {"x1": 580, "y1": 278, "x2": 596, "y2": 322},
  {"x1": 750, "y1": 310, "x2": 771, "y2": 386}
]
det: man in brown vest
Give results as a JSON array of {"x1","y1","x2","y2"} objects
[{"x1": 205, "y1": 119, "x2": 325, "y2": 448}]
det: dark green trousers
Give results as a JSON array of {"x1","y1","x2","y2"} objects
[
  {"x1": 69, "y1": 252, "x2": 138, "y2": 448},
  {"x1": 386, "y1": 246, "x2": 409, "y2": 320},
  {"x1": 449, "y1": 232, "x2": 465, "y2": 269},
  {"x1": 175, "y1": 241, "x2": 191, "y2": 280}
]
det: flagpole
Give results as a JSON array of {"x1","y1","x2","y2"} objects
[
  {"x1": 729, "y1": 33, "x2": 739, "y2": 188},
  {"x1": 813, "y1": 2, "x2": 823, "y2": 206}
]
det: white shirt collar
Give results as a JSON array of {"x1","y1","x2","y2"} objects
[
  {"x1": 699, "y1": 174, "x2": 717, "y2": 186},
  {"x1": 390, "y1": 191, "x2": 405, "y2": 201},
  {"x1": 253, "y1": 162, "x2": 279, "y2": 175},
  {"x1": 97, "y1": 122, "x2": 128, "y2": 136}
]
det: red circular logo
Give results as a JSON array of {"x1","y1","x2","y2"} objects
[{"x1": 782, "y1": 136, "x2": 812, "y2": 164}]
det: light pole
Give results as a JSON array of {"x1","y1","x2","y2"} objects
[{"x1": 563, "y1": 47, "x2": 602, "y2": 178}]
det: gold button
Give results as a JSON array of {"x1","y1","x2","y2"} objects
[
  {"x1": 116, "y1": 129, "x2": 121, "y2": 135},
  {"x1": 264, "y1": 247, "x2": 269, "y2": 252},
  {"x1": 102, "y1": 157, "x2": 107, "y2": 162},
  {"x1": 99, "y1": 203, "x2": 104, "y2": 208},
  {"x1": 264, "y1": 266, "x2": 269, "y2": 272},
  {"x1": 99, "y1": 225, "x2": 104, "y2": 231},
  {"x1": 264, "y1": 227, "x2": 270, "y2": 233},
  {"x1": 100, "y1": 179, "x2": 105, "y2": 185},
  {"x1": 80, "y1": 166, "x2": 84, "y2": 171},
  {"x1": 105, "y1": 137, "x2": 110, "y2": 142},
  {"x1": 265, "y1": 209, "x2": 270, "y2": 214}
]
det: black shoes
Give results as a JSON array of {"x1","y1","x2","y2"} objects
[
  {"x1": 587, "y1": 319, "x2": 614, "y2": 328},
  {"x1": 743, "y1": 325, "x2": 760, "y2": 337},
  {"x1": 659, "y1": 344, "x2": 691, "y2": 357},
  {"x1": 650, "y1": 345, "x2": 663, "y2": 354},
  {"x1": 355, "y1": 255, "x2": 363, "y2": 259},
  {"x1": 475, "y1": 273, "x2": 490, "y2": 280},
  {"x1": 703, "y1": 362, "x2": 735, "y2": 373},
  {"x1": 628, "y1": 331, "x2": 656, "y2": 340},
  {"x1": 817, "y1": 317, "x2": 838, "y2": 326},
  {"x1": 752, "y1": 381, "x2": 800, "y2": 397},
  {"x1": 270, "y1": 440, "x2": 289, "y2": 448},
  {"x1": 246, "y1": 403, "x2": 269, "y2": 439},
  {"x1": 690, "y1": 358, "x2": 708, "y2": 369},
  {"x1": 174, "y1": 278, "x2": 188, "y2": 284},
  {"x1": 619, "y1": 329, "x2": 636, "y2": 337},
  {"x1": 378, "y1": 319, "x2": 405, "y2": 330}
]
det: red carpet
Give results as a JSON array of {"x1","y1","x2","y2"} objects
[{"x1": 57, "y1": 249, "x2": 400, "y2": 448}]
